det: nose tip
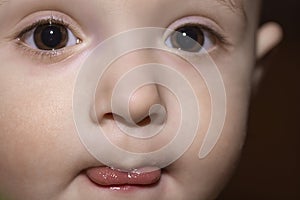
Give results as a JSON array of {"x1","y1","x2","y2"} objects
[
  {"x1": 127, "y1": 84, "x2": 162, "y2": 124},
  {"x1": 110, "y1": 84, "x2": 167, "y2": 139}
]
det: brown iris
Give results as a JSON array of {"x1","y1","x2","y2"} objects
[
  {"x1": 170, "y1": 26, "x2": 204, "y2": 52},
  {"x1": 33, "y1": 24, "x2": 68, "y2": 50}
]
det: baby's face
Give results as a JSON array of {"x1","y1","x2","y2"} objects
[{"x1": 0, "y1": 0, "x2": 261, "y2": 199}]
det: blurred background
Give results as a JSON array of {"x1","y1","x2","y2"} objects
[{"x1": 218, "y1": 0, "x2": 300, "y2": 199}]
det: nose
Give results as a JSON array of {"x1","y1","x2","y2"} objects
[{"x1": 93, "y1": 52, "x2": 166, "y2": 141}]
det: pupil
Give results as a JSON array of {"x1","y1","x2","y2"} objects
[
  {"x1": 34, "y1": 23, "x2": 69, "y2": 50},
  {"x1": 176, "y1": 26, "x2": 203, "y2": 51},
  {"x1": 41, "y1": 25, "x2": 62, "y2": 48}
]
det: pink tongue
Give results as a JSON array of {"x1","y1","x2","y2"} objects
[{"x1": 86, "y1": 167, "x2": 161, "y2": 186}]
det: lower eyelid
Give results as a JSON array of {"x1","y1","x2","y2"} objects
[{"x1": 14, "y1": 38, "x2": 82, "y2": 65}]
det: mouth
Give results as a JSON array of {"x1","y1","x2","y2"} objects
[{"x1": 85, "y1": 166, "x2": 162, "y2": 191}]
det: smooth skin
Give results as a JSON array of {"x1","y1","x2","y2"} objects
[{"x1": 0, "y1": 0, "x2": 282, "y2": 200}]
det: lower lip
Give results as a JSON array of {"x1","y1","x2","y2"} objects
[
  {"x1": 85, "y1": 167, "x2": 162, "y2": 192},
  {"x1": 90, "y1": 182, "x2": 159, "y2": 192},
  {"x1": 84, "y1": 175, "x2": 161, "y2": 193}
]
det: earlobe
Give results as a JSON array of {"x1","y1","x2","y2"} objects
[{"x1": 256, "y1": 22, "x2": 283, "y2": 60}]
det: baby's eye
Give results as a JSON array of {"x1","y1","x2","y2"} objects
[
  {"x1": 20, "y1": 22, "x2": 80, "y2": 51},
  {"x1": 165, "y1": 25, "x2": 215, "y2": 53}
]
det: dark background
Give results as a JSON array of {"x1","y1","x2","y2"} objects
[{"x1": 218, "y1": 0, "x2": 300, "y2": 199}]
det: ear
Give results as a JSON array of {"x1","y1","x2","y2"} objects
[
  {"x1": 252, "y1": 22, "x2": 283, "y2": 90},
  {"x1": 256, "y1": 22, "x2": 283, "y2": 59}
]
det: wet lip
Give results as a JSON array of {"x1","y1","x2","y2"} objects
[{"x1": 85, "y1": 166, "x2": 161, "y2": 187}]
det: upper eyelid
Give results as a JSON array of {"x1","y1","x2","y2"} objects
[
  {"x1": 165, "y1": 16, "x2": 231, "y2": 46},
  {"x1": 10, "y1": 11, "x2": 85, "y2": 41},
  {"x1": 166, "y1": 15, "x2": 225, "y2": 32},
  {"x1": 17, "y1": 18, "x2": 70, "y2": 39}
]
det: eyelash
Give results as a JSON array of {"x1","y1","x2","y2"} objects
[
  {"x1": 194, "y1": 24, "x2": 228, "y2": 45},
  {"x1": 14, "y1": 16, "x2": 229, "y2": 62},
  {"x1": 15, "y1": 17, "x2": 81, "y2": 61}
]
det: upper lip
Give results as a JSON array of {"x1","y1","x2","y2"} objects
[{"x1": 85, "y1": 166, "x2": 162, "y2": 186}]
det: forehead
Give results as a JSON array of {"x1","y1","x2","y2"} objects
[
  {"x1": 0, "y1": 0, "x2": 243, "y2": 8},
  {"x1": 0, "y1": 0, "x2": 250, "y2": 13},
  {"x1": 0, "y1": 0, "x2": 260, "y2": 25}
]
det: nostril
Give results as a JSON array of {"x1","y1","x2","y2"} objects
[
  {"x1": 103, "y1": 112, "x2": 151, "y2": 127},
  {"x1": 100, "y1": 104, "x2": 166, "y2": 139},
  {"x1": 103, "y1": 113, "x2": 114, "y2": 120},
  {"x1": 136, "y1": 116, "x2": 151, "y2": 126}
]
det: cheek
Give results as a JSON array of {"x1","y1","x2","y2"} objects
[
  {"x1": 165, "y1": 52, "x2": 254, "y2": 198},
  {"x1": 0, "y1": 58, "x2": 85, "y2": 197}
]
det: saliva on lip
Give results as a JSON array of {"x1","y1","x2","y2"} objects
[
  {"x1": 109, "y1": 167, "x2": 142, "y2": 179},
  {"x1": 109, "y1": 166, "x2": 158, "y2": 176}
]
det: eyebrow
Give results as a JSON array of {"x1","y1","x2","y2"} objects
[
  {"x1": 0, "y1": 0, "x2": 7, "y2": 6},
  {"x1": 217, "y1": 0, "x2": 245, "y2": 14},
  {"x1": 216, "y1": 0, "x2": 247, "y2": 23}
]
